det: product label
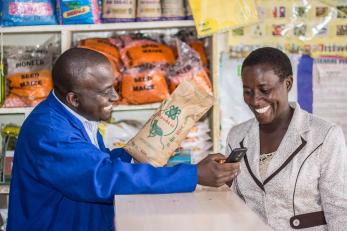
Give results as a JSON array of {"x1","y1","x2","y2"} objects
[
  {"x1": 9, "y1": 2, "x2": 53, "y2": 16},
  {"x1": 103, "y1": 0, "x2": 135, "y2": 19},
  {"x1": 137, "y1": 0, "x2": 161, "y2": 18},
  {"x1": 63, "y1": 6, "x2": 90, "y2": 18}
]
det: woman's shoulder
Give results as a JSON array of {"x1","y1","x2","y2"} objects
[
  {"x1": 303, "y1": 110, "x2": 336, "y2": 131},
  {"x1": 299, "y1": 108, "x2": 344, "y2": 143},
  {"x1": 227, "y1": 118, "x2": 256, "y2": 138},
  {"x1": 291, "y1": 102, "x2": 335, "y2": 130}
]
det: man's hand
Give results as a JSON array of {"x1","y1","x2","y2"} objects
[{"x1": 197, "y1": 154, "x2": 240, "y2": 187}]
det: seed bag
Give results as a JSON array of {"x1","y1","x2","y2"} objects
[{"x1": 124, "y1": 78, "x2": 213, "y2": 166}]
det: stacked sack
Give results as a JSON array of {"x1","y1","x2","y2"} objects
[
  {"x1": 178, "y1": 119, "x2": 213, "y2": 164},
  {"x1": 2, "y1": 46, "x2": 55, "y2": 107},
  {"x1": 119, "y1": 37, "x2": 175, "y2": 104},
  {"x1": 0, "y1": 32, "x2": 210, "y2": 108},
  {"x1": 100, "y1": 120, "x2": 143, "y2": 149},
  {"x1": 78, "y1": 38, "x2": 123, "y2": 89},
  {"x1": 77, "y1": 33, "x2": 211, "y2": 105}
]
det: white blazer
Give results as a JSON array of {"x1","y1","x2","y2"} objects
[{"x1": 227, "y1": 103, "x2": 347, "y2": 231}]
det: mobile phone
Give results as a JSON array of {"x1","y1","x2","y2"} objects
[{"x1": 225, "y1": 147, "x2": 247, "y2": 163}]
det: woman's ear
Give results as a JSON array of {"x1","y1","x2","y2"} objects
[
  {"x1": 286, "y1": 76, "x2": 293, "y2": 92},
  {"x1": 65, "y1": 92, "x2": 79, "y2": 108}
]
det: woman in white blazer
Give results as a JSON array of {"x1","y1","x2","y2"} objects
[{"x1": 226, "y1": 47, "x2": 347, "y2": 230}]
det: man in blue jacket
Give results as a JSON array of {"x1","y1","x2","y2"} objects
[{"x1": 7, "y1": 48, "x2": 239, "y2": 231}]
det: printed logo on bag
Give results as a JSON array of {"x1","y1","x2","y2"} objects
[
  {"x1": 148, "y1": 104, "x2": 182, "y2": 149},
  {"x1": 165, "y1": 105, "x2": 181, "y2": 120},
  {"x1": 63, "y1": 6, "x2": 90, "y2": 18}
]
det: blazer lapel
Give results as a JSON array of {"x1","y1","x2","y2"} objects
[
  {"x1": 243, "y1": 119, "x2": 263, "y2": 188},
  {"x1": 264, "y1": 103, "x2": 309, "y2": 184}
]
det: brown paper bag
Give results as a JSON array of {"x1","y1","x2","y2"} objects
[{"x1": 124, "y1": 78, "x2": 214, "y2": 166}]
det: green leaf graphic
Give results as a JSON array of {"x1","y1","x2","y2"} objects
[{"x1": 165, "y1": 105, "x2": 181, "y2": 120}]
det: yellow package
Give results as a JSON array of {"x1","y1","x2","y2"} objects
[
  {"x1": 124, "y1": 79, "x2": 214, "y2": 166},
  {"x1": 189, "y1": 0, "x2": 259, "y2": 37}
]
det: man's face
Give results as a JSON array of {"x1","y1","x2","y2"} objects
[
  {"x1": 241, "y1": 64, "x2": 292, "y2": 125},
  {"x1": 74, "y1": 62, "x2": 119, "y2": 121}
]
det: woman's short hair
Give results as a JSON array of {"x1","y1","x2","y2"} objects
[{"x1": 241, "y1": 47, "x2": 293, "y2": 81}]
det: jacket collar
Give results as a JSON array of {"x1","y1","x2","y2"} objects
[
  {"x1": 46, "y1": 91, "x2": 93, "y2": 144},
  {"x1": 243, "y1": 102, "x2": 309, "y2": 185}
]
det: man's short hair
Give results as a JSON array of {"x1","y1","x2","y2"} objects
[{"x1": 52, "y1": 48, "x2": 110, "y2": 95}]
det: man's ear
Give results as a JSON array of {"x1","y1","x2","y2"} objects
[
  {"x1": 65, "y1": 92, "x2": 79, "y2": 108},
  {"x1": 286, "y1": 75, "x2": 293, "y2": 92}
]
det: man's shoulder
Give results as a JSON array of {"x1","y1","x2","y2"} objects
[{"x1": 22, "y1": 100, "x2": 71, "y2": 133}]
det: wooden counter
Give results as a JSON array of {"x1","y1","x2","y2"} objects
[{"x1": 114, "y1": 190, "x2": 272, "y2": 231}]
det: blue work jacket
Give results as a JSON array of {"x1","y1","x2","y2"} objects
[{"x1": 7, "y1": 92, "x2": 197, "y2": 231}]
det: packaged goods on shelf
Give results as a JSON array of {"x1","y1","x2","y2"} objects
[
  {"x1": 3, "y1": 46, "x2": 54, "y2": 108},
  {"x1": 167, "y1": 40, "x2": 212, "y2": 93},
  {"x1": 162, "y1": 0, "x2": 186, "y2": 20},
  {"x1": 4, "y1": 151, "x2": 14, "y2": 181},
  {"x1": 57, "y1": 0, "x2": 100, "y2": 24},
  {"x1": 101, "y1": 120, "x2": 143, "y2": 149},
  {"x1": 180, "y1": 119, "x2": 212, "y2": 163},
  {"x1": 175, "y1": 30, "x2": 209, "y2": 66},
  {"x1": 108, "y1": 34, "x2": 144, "y2": 49},
  {"x1": 121, "y1": 65, "x2": 169, "y2": 104},
  {"x1": 137, "y1": 0, "x2": 161, "y2": 21},
  {"x1": 120, "y1": 39, "x2": 176, "y2": 68},
  {"x1": 181, "y1": 136, "x2": 212, "y2": 151},
  {"x1": 1, "y1": 0, "x2": 57, "y2": 26},
  {"x1": 185, "y1": 119, "x2": 210, "y2": 137},
  {"x1": 78, "y1": 38, "x2": 122, "y2": 66},
  {"x1": 124, "y1": 78, "x2": 213, "y2": 167},
  {"x1": 1, "y1": 124, "x2": 20, "y2": 183},
  {"x1": 78, "y1": 38, "x2": 123, "y2": 87},
  {"x1": 73, "y1": 30, "x2": 210, "y2": 105},
  {"x1": 101, "y1": 0, "x2": 136, "y2": 23},
  {"x1": 185, "y1": 0, "x2": 193, "y2": 19},
  {"x1": 187, "y1": 39, "x2": 208, "y2": 66}
]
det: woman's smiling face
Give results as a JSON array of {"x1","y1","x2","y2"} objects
[{"x1": 241, "y1": 63, "x2": 293, "y2": 125}]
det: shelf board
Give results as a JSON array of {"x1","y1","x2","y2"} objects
[
  {"x1": 0, "y1": 103, "x2": 160, "y2": 115},
  {"x1": 114, "y1": 103, "x2": 160, "y2": 111},
  {"x1": 0, "y1": 107, "x2": 32, "y2": 114},
  {"x1": 1, "y1": 20, "x2": 195, "y2": 33}
]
